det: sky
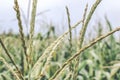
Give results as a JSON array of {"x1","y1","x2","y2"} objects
[{"x1": 0, "y1": 0, "x2": 120, "y2": 35}]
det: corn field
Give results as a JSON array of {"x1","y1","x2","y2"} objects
[{"x1": 0, "y1": 0, "x2": 120, "y2": 80}]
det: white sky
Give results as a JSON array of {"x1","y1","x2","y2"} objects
[{"x1": 0, "y1": 0, "x2": 120, "y2": 35}]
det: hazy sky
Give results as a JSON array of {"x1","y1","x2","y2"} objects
[{"x1": 0, "y1": 0, "x2": 120, "y2": 34}]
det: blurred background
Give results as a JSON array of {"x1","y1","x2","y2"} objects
[{"x1": 0, "y1": 0, "x2": 120, "y2": 36}]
